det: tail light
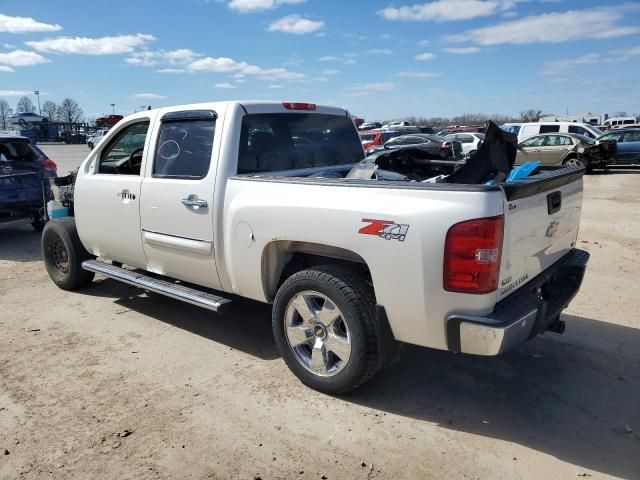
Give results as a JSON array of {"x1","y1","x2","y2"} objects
[
  {"x1": 42, "y1": 158, "x2": 57, "y2": 172},
  {"x1": 443, "y1": 216, "x2": 504, "y2": 294},
  {"x1": 283, "y1": 102, "x2": 316, "y2": 111}
]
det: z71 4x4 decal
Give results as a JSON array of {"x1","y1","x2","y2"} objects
[{"x1": 359, "y1": 219, "x2": 409, "y2": 242}]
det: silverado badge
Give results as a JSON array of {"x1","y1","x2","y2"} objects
[{"x1": 545, "y1": 221, "x2": 559, "y2": 238}]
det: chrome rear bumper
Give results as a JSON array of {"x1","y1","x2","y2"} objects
[{"x1": 446, "y1": 249, "x2": 590, "y2": 356}]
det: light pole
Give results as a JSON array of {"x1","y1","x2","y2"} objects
[
  {"x1": 110, "y1": 103, "x2": 115, "y2": 115},
  {"x1": 34, "y1": 90, "x2": 41, "y2": 115}
]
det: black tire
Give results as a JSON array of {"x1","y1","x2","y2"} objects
[
  {"x1": 42, "y1": 217, "x2": 95, "y2": 290},
  {"x1": 272, "y1": 264, "x2": 380, "y2": 394}
]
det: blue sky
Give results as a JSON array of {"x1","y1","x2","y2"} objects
[{"x1": 1, "y1": 0, "x2": 639, "y2": 121}]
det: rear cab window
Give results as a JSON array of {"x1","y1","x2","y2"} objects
[{"x1": 238, "y1": 113, "x2": 364, "y2": 174}]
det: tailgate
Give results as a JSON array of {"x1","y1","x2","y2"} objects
[{"x1": 497, "y1": 167, "x2": 584, "y2": 301}]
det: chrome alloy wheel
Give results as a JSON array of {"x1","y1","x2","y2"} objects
[
  {"x1": 284, "y1": 290, "x2": 352, "y2": 377},
  {"x1": 564, "y1": 157, "x2": 584, "y2": 168}
]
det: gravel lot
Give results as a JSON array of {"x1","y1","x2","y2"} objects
[{"x1": 1, "y1": 145, "x2": 639, "y2": 479}]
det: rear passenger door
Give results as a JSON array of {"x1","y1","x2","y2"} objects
[{"x1": 139, "y1": 110, "x2": 222, "y2": 289}]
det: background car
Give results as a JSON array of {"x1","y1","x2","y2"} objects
[
  {"x1": 95, "y1": 114, "x2": 123, "y2": 127},
  {"x1": 358, "y1": 122, "x2": 382, "y2": 131},
  {"x1": 516, "y1": 132, "x2": 616, "y2": 171},
  {"x1": 0, "y1": 134, "x2": 57, "y2": 230},
  {"x1": 86, "y1": 129, "x2": 110, "y2": 150},
  {"x1": 598, "y1": 128, "x2": 640, "y2": 165},
  {"x1": 8, "y1": 112, "x2": 48, "y2": 125},
  {"x1": 366, "y1": 133, "x2": 464, "y2": 159},
  {"x1": 359, "y1": 129, "x2": 402, "y2": 150},
  {"x1": 445, "y1": 132, "x2": 485, "y2": 157}
]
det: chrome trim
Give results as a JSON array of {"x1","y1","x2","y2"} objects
[
  {"x1": 82, "y1": 260, "x2": 230, "y2": 312},
  {"x1": 457, "y1": 310, "x2": 537, "y2": 356}
]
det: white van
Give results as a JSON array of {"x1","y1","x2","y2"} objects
[
  {"x1": 518, "y1": 122, "x2": 604, "y2": 142},
  {"x1": 603, "y1": 117, "x2": 638, "y2": 129}
]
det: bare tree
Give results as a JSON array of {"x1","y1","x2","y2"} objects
[
  {"x1": 41, "y1": 100, "x2": 58, "y2": 121},
  {"x1": 0, "y1": 99, "x2": 12, "y2": 130},
  {"x1": 57, "y1": 98, "x2": 84, "y2": 124},
  {"x1": 613, "y1": 111, "x2": 628, "y2": 117},
  {"x1": 520, "y1": 109, "x2": 543, "y2": 122},
  {"x1": 16, "y1": 96, "x2": 36, "y2": 114}
]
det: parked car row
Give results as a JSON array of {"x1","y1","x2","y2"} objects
[{"x1": 506, "y1": 121, "x2": 640, "y2": 170}]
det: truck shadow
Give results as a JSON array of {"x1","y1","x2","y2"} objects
[
  {"x1": 0, "y1": 224, "x2": 42, "y2": 262},
  {"x1": 78, "y1": 280, "x2": 640, "y2": 477},
  {"x1": 344, "y1": 314, "x2": 640, "y2": 479},
  {"x1": 82, "y1": 278, "x2": 279, "y2": 360}
]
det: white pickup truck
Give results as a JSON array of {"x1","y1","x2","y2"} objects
[{"x1": 41, "y1": 101, "x2": 589, "y2": 393}]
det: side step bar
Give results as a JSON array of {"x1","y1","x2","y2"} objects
[{"x1": 82, "y1": 260, "x2": 231, "y2": 312}]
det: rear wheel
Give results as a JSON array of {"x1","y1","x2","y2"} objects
[
  {"x1": 563, "y1": 156, "x2": 584, "y2": 168},
  {"x1": 42, "y1": 217, "x2": 94, "y2": 290},
  {"x1": 272, "y1": 265, "x2": 380, "y2": 394}
]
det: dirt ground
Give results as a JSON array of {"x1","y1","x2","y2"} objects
[{"x1": 1, "y1": 145, "x2": 639, "y2": 480}]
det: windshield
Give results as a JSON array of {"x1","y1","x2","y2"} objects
[
  {"x1": 575, "y1": 134, "x2": 596, "y2": 144},
  {"x1": 238, "y1": 113, "x2": 364, "y2": 173},
  {"x1": 589, "y1": 126, "x2": 604, "y2": 137}
]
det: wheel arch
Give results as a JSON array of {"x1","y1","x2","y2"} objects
[{"x1": 261, "y1": 240, "x2": 373, "y2": 303}]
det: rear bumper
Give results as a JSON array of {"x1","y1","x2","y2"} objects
[{"x1": 446, "y1": 248, "x2": 589, "y2": 356}]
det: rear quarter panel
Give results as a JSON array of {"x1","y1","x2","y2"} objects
[{"x1": 222, "y1": 178, "x2": 504, "y2": 349}]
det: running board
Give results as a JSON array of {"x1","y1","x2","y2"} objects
[{"x1": 81, "y1": 260, "x2": 231, "y2": 312}]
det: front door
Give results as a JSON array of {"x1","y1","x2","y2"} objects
[
  {"x1": 139, "y1": 110, "x2": 222, "y2": 289},
  {"x1": 516, "y1": 135, "x2": 545, "y2": 164},
  {"x1": 74, "y1": 119, "x2": 152, "y2": 267}
]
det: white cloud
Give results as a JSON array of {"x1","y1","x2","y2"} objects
[
  {"x1": 3, "y1": 43, "x2": 16, "y2": 49},
  {"x1": 415, "y1": 52, "x2": 435, "y2": 60},
  {"x1": 609, "y1": 45, "x2": 640, "y2": 62},
  {"x1": 378, "y1": 0, "x2": 515, "y2": 22},
  {"x1": 0, "y1": 89, "x2": 32, "y2": 96},
  {"x1": 322, "y1": 69, "x2": 341, "y2": 75},
  {"x1": 188, "y1": 56, "x2": 304, "y2": 80},
  {"x1": 130, "y1": 93, "x2": 166, "y2": 99},
  {"x1": 446, "y1": 6, "x2": 640, "y2": 45},
  {"x1": 0, "y1": 49, "x2": 50, "y2": 66},
  {"x1": 0, "y1": 13, "x2": 62, "y2": 33},
  {"x1": 0, "y1": 66, "x2": 15, "y2": 72},
  {"x1": 443, "y1": 46, "x2": 480, "y2": 54},
  {"x1": 344, "y1": 82, "x2": 395, "y2": 96},
  {"x1": 418, "y1": 39, "x2": 431, "y2": 47},
  {"x1": 227, "y1": 0, "x2": 305, "y2": 13},
  {"x1": 268, "y1": 84, "x2": 283, "y2": 88},
  {"x1": 268, "y1": 14, "x2": 324, "y2": 34},
  {"x1": 540, "y1": 46, "x2": 640, "y2": 75},
  {"x1": 318, "y1": 55, "x2": 341, "y2": 62},
  {"x1": 157, "y1": 68, "x2": 186, "y2": 74},
  {"x1": 214, "y1": 83, "x2": 236, "y2": 89},
  {"x1": 126, "y1": 48, "x2": 201, "y2": 67},
  {"x1": 396, "y1": 71, "x2": 442, "y2": 78},
  {"x1": 26, "y1": 33, "x2": 155, "y2": 55},
  {"x1": 367, "y1": 49, "x2": 393, "y2": 55}
]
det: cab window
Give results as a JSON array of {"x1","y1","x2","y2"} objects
[
  {"x1": 153, "y1": 114, "x2": 216, "y2": 179},
  {"x1": 98, "y1": 122, "x2": 149, "y2": 175}
]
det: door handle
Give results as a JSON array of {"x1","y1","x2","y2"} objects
[{"x1": 182, "y1": 195, "x2": 208, "y2": 209}]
